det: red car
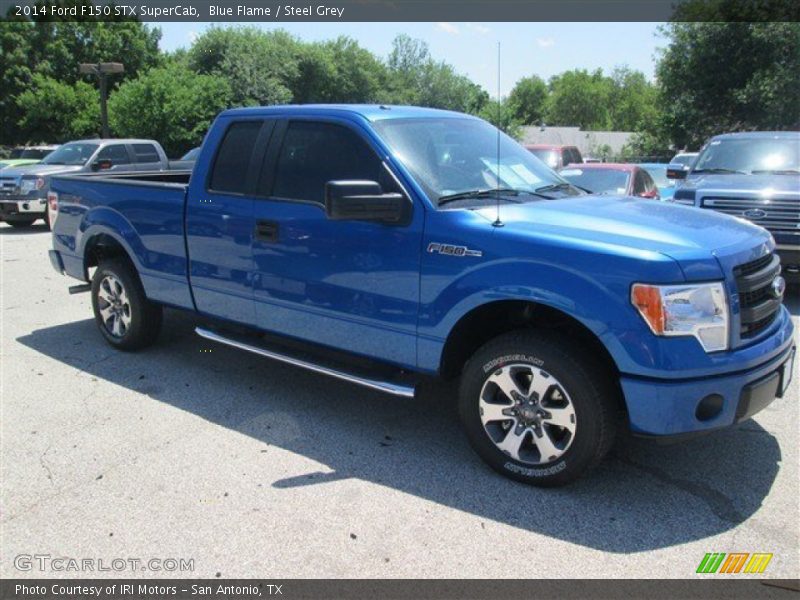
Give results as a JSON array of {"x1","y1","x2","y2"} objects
[
  {"x1": 558, "y1": 163, "x2": 660, "y2": 199},
  {"x1": 525, "y1": 144, "x2": 583, "y2": 170}
]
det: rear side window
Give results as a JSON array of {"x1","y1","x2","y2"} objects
[
  {"x1": 209, "y1": 121, "x2": 263, "y2": 194},
  {"x1": 271, "y1": 121, "x2": 383, "y2": 204},
  {"x1": 132, "y1": 143, "x2": 160, "y2": 164},
  {"x1": 96, "y1": 144, "x2": 130, "y2": 165}
]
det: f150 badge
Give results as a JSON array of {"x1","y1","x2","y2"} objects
[{"x1": 427, "y1": 242, "x2": 482, "y2": 257}]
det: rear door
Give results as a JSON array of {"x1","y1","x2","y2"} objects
[
  {"x1": 93, "y1": 143, "x2": 133, "y2": 172},
  {"x1": 186, "y1": 119, "x2": 274, "y2": 325},
  {"x1": 249, "y1": 117, "x2": 423, "y2": 367},
  {"x1": 130, "y1": 143, "x2": 164, "y2": 171}
]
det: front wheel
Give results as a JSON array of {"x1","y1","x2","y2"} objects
[
  {"x1": 91, "y1": 258, "x2": 163, "y2": 351},
  {"x1": 459, "y1": 330, "x2": 618, "y2": 486}
]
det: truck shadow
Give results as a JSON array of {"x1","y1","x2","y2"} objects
[
  {"x1": 17, "y1": 309, "x2": 791, "y2": 554},
  {"x1": 0, "y1": 222, "x2": 49, "y2": 235}
]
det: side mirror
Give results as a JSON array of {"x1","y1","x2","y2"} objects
[
  {"x1": 325, "y1": 180, "x2": 408, "y2": 224},
  {"x1": 666, "y1": 164, "x2": 688, "y2": 180},
  {"x1": 639, "y1": 189, "x2": 660, "y2": 200},
  {"x1": 92, "y1": 159, "x2": 113, "y2": 171}
]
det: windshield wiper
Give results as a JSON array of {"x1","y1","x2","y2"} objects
[
  {"x1": 438, "y1": 187, "x2": 522, "y2": 206},
  {"x1": 44, "y1": 161, "x2": 65, "y2": 165},
  {"x1": 751, "y1": 169, "x2": 800, "y2": 175},
  {"x1": 691, "y1": 168, "x2": 746, "y2": 174},
  {"x1": 537, "y1": 182, "x2": 587, "y2": 195}
]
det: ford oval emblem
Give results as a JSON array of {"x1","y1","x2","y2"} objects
[
  {"x1": 771, "y1": 276, "x2": 786, "y2": 299},
  {"x1": 743, "y1": 208, "x2": 767, "y2": 220}
]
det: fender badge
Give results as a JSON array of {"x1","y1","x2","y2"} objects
[{"x1": 427, "y1": 242, "x2": 482, "y2": 257}]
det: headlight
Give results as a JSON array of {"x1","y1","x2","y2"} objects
[
  {"x1": 631, "y1": 282, "x2": 729, "y2": 352},
  {"x1": 20, "y1": 177, "x2": 45, "y2": 194}
]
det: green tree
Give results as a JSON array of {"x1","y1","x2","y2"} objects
[
  {"x1": 293, "y1": 37, "x2": 388, "y2": 103},
  {"x1": 544, "y1": 69, "x2": 611, "y2": 130},
  {"x1": 607, "y1": 66, "x2": 658, "y2": 131},
  {"x1": 508, "y1": 75, "x2": 548, "y2": 125},
  {"x1": 16, "y1": 74, "x2": 100, "y2": 142},
  {"x1": 478, "y1": 100, "x2": 523, "y2": 140},
  {"x1": 108, "y1": 64, "x2": 231, "y2": 157},
  {"x1": 188, "y1": 26, "x2": 298, "y2": 107},
  {"x1": 0, "y1": 4, "x2": 160, "y2": 144},
  {"x1": 656, "y1": 22, "x2": 800, "y2": 149}
]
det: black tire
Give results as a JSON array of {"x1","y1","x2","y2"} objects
[
  {"x1": 43, "y1": 208, "x2": 52, "y2": 230},
  {"x1": 91, "y1": 258, "x2": 163, "y2": 351},
  {"x1": 459, "y1": 330, "x2": 618, "y2": 487},
  {"x1": 5, "y1": 218, "x2": 37, "y2": 228}
]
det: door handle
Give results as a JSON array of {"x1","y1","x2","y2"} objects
[{"x1": 255, "y1": 220, "x2": 279, "y2": 242}]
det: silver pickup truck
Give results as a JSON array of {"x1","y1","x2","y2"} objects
[{"x1": 0, "y1": 138, "x2": 169, "y2": 229}]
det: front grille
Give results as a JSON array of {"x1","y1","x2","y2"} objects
[
  {"x1": 702, "y1": 196, "x2": 800, "y2": 235},
  {"x1": 734, "y1": 253, "x2": 783, "y2": 338},
  {"x1": 0, "y1": 177, "x2": 18, "y2": 195}
]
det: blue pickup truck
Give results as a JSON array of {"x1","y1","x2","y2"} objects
[{"x1": 48, "y1": 106, "x2": 795, "y2": 486}]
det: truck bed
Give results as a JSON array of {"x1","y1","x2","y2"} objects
[{"x1": 50, "y1": 170, "x2": 195, "y2": 310}]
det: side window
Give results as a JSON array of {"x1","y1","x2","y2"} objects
[
  {"x1": 209, "y1": 121, "x2": 263, "y2": 194},
  {"x1": 633, "y1": 171, "x2": 646, "y2": 195},
  {"x1": 132, "y1": 143, "x2": 160, "y2": 164},
  {"x1": 643, "y1": 171, "x2": 656, "y2": 193},
  {"x1": 96, "y1": 144, "x2": 130, "y2": 165},
  {"x1": 571, "y1": 147, "x2": 583, "y2": 164},
  {"x1": 271, "y1": 121, "x2": 385, "y2": 204}
]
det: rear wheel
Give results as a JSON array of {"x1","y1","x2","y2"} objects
[
  {"x1": 91, "y1": 258, "x2": 163, "y2": 351},
  {"x1": 459, "y1": 330, "x2": 618, "y2": 486}
]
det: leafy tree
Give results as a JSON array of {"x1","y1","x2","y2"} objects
[
  {"x1": 0, "y1": 4, "x2": 160, "y2": 144},
  {"x1": 478, "y1": 100, "x2": 523, "y2": 140},
  {"x1": 656, "y1": 22, "x2": 800, "y2": 148},
  {"x1": 508, "y1": 75, "x2": 548, "y2": 125},
  {"x1": 544, "y1": 69, "x2": 611, "y2": 130},
  {"x1": 188, "y1": 26, "x2": 298, "y2": 107},
  {"x1": 16, "y1": 74, "x2": 100, "y2": 142},
  {"x1": 108, "y1": 64, "x2": 231, "y2": 157},
  {"x1": 293, "y1": 37, "x2": 388, "y2": 103},
  {"x1": 607, "y1": 66, "x2": 658, "y2": 131},
  {"x1": 385, "y1": 35, "x2": 489, "y2": 113}
]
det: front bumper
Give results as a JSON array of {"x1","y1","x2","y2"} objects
[
  {"x1": 0, "y1": 197, "x2": 46, "y2": 218},
  {"x1": 621, "y1": 309, "x2": 795, "y2": 437}
]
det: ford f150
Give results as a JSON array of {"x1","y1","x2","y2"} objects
[
  {"x1": 667, "y1": 131, "x2": 800, "y2": 282},
  {"x1": 48, "y1": 106, "x2": 795, "y2": 486}
]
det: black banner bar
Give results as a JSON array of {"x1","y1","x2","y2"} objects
[
  {"x1": 1, "y1": 0, "x2": 798, "y2": 23},
  {"x1": 2, "y1": 579, "x2": 800, "y2": 600}
]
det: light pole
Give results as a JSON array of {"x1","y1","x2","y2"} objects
[{"x1": 79, "y1": 62, "x2": 124, "y2": 138}]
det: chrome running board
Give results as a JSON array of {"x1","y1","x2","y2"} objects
[{"x1": 195, "y1": 327, "x2": 416, "y2": 398}]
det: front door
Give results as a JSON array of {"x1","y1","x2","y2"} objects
[{"x1": 251, "y1": 118, "x2": 423, "y2": 368}]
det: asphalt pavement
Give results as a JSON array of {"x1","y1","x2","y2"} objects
[{"x1": 1, "y1": 221, "x2": 798, "y2": 579}]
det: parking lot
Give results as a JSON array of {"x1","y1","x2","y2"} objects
[{"x1": 1, "y1": 221, "x2": 798, "y2": 579}]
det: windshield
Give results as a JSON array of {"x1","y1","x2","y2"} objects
[
  {"x1": 640, "y1": 165, "x2": 672, "y2": 188},
  {"x1": 528, "y1": 148, "x2": 559, "y2": 169},
  {"x1": 372, "y1": 117, "x2": 570, "y2": 204},
  {"x1": 42, "y1": 143, "x2": 98, "y2": 166},
  {"x1": 560, "y1": 167, "x2": 630, "y2": 195},
  {"x1": 20, "y1": 148, "x2": 52, "y2": 159},
  {"x1": 671, "y1": 153, "x2": 696, "y2": 167},
  {"x1": 693, "y1": 138, "x2": 800, "y2": 174},
  {"x1": 180, "y1": 147, "x2": 200, "y2": 161}
]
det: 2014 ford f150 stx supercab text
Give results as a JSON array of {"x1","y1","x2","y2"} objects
[{"x1": 48, "y1": 106, "x2": 795, "y2": 486}]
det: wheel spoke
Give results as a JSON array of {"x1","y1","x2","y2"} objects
[
  {"x1": 492, "y1": 367, "x2": 527, "y2": 401},
  {"x1": 99, "y1": 305, "x2": 114, "y2": 322},
  {"x1": 528, "y1": 374, "x2": 552, "y2": 403},
  {"x1": 496, "y1": 427, "x2": 528, "y2": 461},
  {"x1": 111, "y1": 314, "x2": 123, "y2": 337},
  {"x1": 479, "y1": 400, "x2": 513, "y2": 423},
  {"x1": 532, "y1": 428, "x2": 561, "y2": 462},
  {"x1": 98, "y1": 282, "x2": 114, "y2": 304},
  {"x1": 544, "y1": 405, "x2": 575, "y2": 431}
]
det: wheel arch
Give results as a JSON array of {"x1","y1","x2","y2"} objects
[{"x1": 439, "y1": 299, "x2": 621, "y2": 386}]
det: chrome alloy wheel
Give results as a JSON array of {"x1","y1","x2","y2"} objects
[
  {"x1": 479, "y1": 363, "x2": 576, "y2": 465},
  {"x1": 96, "y1": 275, "x2": 132, "y2": 338}
]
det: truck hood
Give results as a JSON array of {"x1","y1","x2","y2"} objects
[
  {"x1": 683, "y1": 172, "x2": 800, "y2": 194},
  {"x1": 0, "y1": 164, "x2": 84, "y2": 178},
  {"x1": 475, "y1": 196, "x2": 772, "y2": 279}
]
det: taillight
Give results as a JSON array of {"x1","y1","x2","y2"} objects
[{"x1": 47, "y1": 191, "x2": 58, "y2": 212}]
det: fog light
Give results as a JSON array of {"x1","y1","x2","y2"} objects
[{"x1": 696, "y1": 394, "x2": 724, "y2": 421}]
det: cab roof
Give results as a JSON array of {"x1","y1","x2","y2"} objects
[
  {"x1": 710, "y1": 131, "x2": 799, "y2": 140},
  {"x1": 219, "y1": 104, "x2": 477, "y2": 122}
]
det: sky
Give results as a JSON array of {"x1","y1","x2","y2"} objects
[{"x1": 157, "y1": 22, "x2": 666, "y2": 97}]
